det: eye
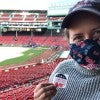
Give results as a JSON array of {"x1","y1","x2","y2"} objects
[
  {"x1": 73, "y1": 35, "x2": 84, "y2": 44},
  {"x1": 92, "y1": 29, "x2": 100, "y2": 39},
  {"x1": 73, "y1": 35, "x2": 84, "y2": 41},
  {"x1": 94, "y1": 30, "x2": 100, "y2": 35}
]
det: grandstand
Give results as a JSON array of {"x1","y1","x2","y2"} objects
[{"x1": 0, "y1": 0, "x2": 76, "y2": 99}]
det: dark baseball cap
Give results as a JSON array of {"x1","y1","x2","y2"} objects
[{"x1": 61, "y1": 0, "x2": 100, "y2": 29}]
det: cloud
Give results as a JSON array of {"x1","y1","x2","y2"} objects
[
  {"x1": 0, "y1": 0, "x2": 79, "y2": 10},
  {"x1": 0, "y1": 0, "x2": 49, "y2": 10}
]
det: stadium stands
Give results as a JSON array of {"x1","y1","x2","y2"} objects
[
  {"x1": 49, "y1": 17, "x2": 65, "y2": 21},
  {"x1": 49, "y1": 17, "x2": 59, "y2": 21},
  {"x1": 0, "y1": 51, "x2": 63, "y2": 89},
  {"x1": 24, "y1": 17, "x2": 35, "y2": 22},
  {"x1": 36, "y1": 13, "x2": 47, "y2": 22},
  {"x1": 11, "y1": 14, "x2": 23, "y2": 22},
  {"x1": 0, "y1": 58, "x2": 66, "y2": 100},
  {"x1": 1, "y1": 13, "x2": 9, "y2": 17},
  {"x1": 0, "y1": 77, "x2": 48, "y2": 100},
  {"x1": 0, "y1": 10, "x2": 68, "y2": 100},
  {"x1": 0, "y1": 12, "x2": 64, "y2": 23},
  {"x1": 0, "y1": 13, "x2": 47, "y2": 22},
  {"x1": 24, "y1": 14, "x2": 35, "y2": 22},
  {"x1": 0, "y1": 36, "x2": 67, "y2": 48},
  {"x1": 0, "y1": 17, "x2": 10, "y2": 21},
  {"x1": 0, "y1": 13, "x2": 10, "y2": 21}
]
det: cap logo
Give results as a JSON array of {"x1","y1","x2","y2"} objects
[{"x1": 71, "y1": 0, "x2": 92, "y2": 12}]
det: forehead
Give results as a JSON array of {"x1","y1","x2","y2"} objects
[
  {"x1": 68, "y1": 14, "x2": 100, "y2": 35},
  {"x1": 68, "y1": 12, "x2": 100, "y2": 28},
  {"x1": 68, "y1": 21, "x2": 100, "y2": 40},
  {"x1": 70, "y1": 19, "x2": 100, "y2": 31}
]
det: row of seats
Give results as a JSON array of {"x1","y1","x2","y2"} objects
[
  {"x1": 49, "y1": 17, "x2": 65, "y2": 21},
  {"x1": 0, "y1": 36, "x2": 68, "y2": 47},
  {"x1": 0, "y1": 13, "x2": 47, "y2": 22},
  {"x1": 0, "y1": 13, "x2": 46, "y2": 17},
  {"x1": 0, "y1": 17, "x2": 64, "y2": 22},
  {"x1": 0, "y1": 17, "x2": 46, "y2": 22},
  {"x1": 0, "y1": 58, "x2": 65, "y2": 99},
  {"x1": 0, "y1": 60, "x2": 59, "y2": 89},
  {"x1": 0, "y1": 77, "x2": 48, "y2": 100},
  {"x1": 0, "y1": 13, "x2": 64, "y2": 22}
]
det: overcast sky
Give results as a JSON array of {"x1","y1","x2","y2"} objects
[{"x1": 0, "y1": 0, "x2": 79, "y2": 10}]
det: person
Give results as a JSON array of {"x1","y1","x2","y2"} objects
[{"x1": 34, "y1": 0, "x2": 100, "y2": 100}]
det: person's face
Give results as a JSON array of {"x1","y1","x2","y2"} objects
[{"x1": 68, "y1": 15, "x2": 100, "y2": 44}]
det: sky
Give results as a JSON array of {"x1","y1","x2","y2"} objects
[{"x1": 0, "y1": 0, "x2": 79, "y2": 10}]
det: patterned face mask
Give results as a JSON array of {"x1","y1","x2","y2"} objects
[{"x1": 70, "y1": 38, "x2": 100, "y2": 70}]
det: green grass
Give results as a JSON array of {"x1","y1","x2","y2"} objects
[{"x1": 0, "y1": 47, "x2": 47, "y2": 67}]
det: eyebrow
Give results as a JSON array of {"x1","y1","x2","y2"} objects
[
  {"x1": 74, "y1": 27, "x2": 100, "y2": 36},
  {"x1": 73, "y1": 33, "x2": 83, "y2": 36},
  {"x1": 91, "y1": 27, "x2": 100, "y2": 32},
  {"x1": 72, "y1": 26, "x2": 100, "y2": 38}
]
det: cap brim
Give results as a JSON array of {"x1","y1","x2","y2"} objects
[{"x1": 61, "y1": 8, "x2": 100, "y2": 29}]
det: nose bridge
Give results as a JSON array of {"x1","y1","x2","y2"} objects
[{"x1": 85, "y1": 32, "x2": 91, "y2": 39}]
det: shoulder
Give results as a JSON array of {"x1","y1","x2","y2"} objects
[
  {"x1": 54, "y1": 59, "x2": 76, "y2": 71},
  {"x1": 49, "y1": 59, "x2": 76, "y2": 82}
]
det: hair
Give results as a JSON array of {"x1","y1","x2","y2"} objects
[{"x1": 63, "y1": 28, "x2": 69, "y2": 38}]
